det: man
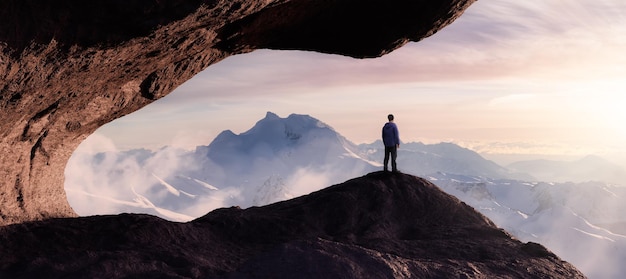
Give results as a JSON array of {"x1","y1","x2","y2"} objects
[{"x1": 382, "y1": 114, "x2": 400, "y2": 172}]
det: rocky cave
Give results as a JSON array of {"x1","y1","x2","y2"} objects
[{"x1": 0, "y1": 0, "x2": 476, "y2": 226}]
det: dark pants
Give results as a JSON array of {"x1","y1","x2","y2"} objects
[{"x1": 384, "y1": 146, "x2": 397, "y2": 172}]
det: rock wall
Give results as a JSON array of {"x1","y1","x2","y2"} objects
[{"x1": 0, "y1": 0, "x2": 476, "y2": 225}]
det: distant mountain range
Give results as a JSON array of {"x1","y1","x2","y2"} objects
[
  {"x1": 360, "y1": 140, "x2": 533, "y2": 180},
  {"x1": 507, "y1": 155, "x2": 626, "y2": 185},
  {"x1": 67, "y1": 112, "x2": 533, "y2": 219},
  {"x1": 66, "y1": 112, "x2": 626, "y2": 278}
]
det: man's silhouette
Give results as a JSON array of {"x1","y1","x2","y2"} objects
[{"x1": 382, "y1": 114, "x2": 400, "y2": 172}]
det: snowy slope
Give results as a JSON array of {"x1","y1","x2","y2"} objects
[{"x1": 430, "y1": 173, "x2": 626, "y2": 279}]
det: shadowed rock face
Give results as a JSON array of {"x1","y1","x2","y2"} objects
[
  {"x1": 0, "y1": 0, "x2": 476, "y2": 226},
  {"x1": 0, "y1": 172, "x2": 586, "y2": 278}
]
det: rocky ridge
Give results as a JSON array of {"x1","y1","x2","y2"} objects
[
  {"x1": 0, "y1": 0, "x2": 476, "y2": 225},
  {"x1": 0, "y1": 172, "x2": 585, "y2": 278}
]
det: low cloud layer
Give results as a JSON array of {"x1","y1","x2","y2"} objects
[{"x1": 65, "y1": 125, "x2": 376, "y2": 221}]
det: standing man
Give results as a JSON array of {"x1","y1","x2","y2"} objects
[{"x1": 382, "y1": 114, "x2": 400, "y2": 173}]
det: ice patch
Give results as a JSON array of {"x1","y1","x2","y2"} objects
[
  {"x1": 193, "y1": 178, "x2": 219, "y2": 190},
  {"x1": 573, "y1": 228, "x2": 616, "y2": 242},
  {"x1": 151, "y1": 173, "x2": 181, "y2": 196}
]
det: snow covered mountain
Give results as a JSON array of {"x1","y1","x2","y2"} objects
[
  {"x1": 66, "y1": 112, "x2": 380, "y2": 220},
  {"x1": 67, "y1": 112, "x2": 523, "y2": 220},
  {"x1": 66, "y1": 111, "x2": 626, "y2": 278},
  {"x1": 185, "y1": 111, "x2": 379, "y2": 204}
]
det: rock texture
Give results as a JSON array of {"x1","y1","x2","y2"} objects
[
  {"x1": 0, "y1": 0, "x2": 476, "y2": 226},
  {"x1": 0, "y1": 172, "x2": 586, "y2": 278}
]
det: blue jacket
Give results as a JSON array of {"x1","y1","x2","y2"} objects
[{"x1": 382, "y1": 122, "x2": 400, "y2": 147}]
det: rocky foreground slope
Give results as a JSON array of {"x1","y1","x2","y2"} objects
[{"x1": 0, "y1": 172, "x2": 585, "y2": 278}]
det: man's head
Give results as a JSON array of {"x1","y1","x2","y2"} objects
[{"x1": 387, "y1": 114, "x2": 394, "y2": 121}]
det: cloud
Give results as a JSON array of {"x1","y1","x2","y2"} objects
[
  {"x1": 65, "y1": 134, "x2": 201, "y2": 217},
  {"x1": 287, "y1": 167, "x2": 333, "y2": 198},
  {"x1": 456, "y1": 140, "x2": 594, "y2": 156},
  {"x1": 69, "y1": 131, "x2": 376, "y2": 219},
  {"x1": 65, "y1": 131, "x2": 350, "y2": 219},
  {"x1": 65, "y1": 135, "x2": 145, "y2": 215},
  {"x1": 161, "y1": 0, "x2": 626, "y2": 107}
]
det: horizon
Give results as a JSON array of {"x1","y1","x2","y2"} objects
[
  {"x1": 82, "y1": 0, "x2": 626, "y2": 168},
  {"x1": 78, "y1": 111, "x2": 626, "y2": 170}
]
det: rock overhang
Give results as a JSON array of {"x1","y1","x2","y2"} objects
[{"x1": 0, "y1": 0, "x2": 476, "y2": 225}]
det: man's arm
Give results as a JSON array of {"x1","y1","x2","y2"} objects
[{"x1": 394, "y1": 125, "x2": 400, "y2": 147}]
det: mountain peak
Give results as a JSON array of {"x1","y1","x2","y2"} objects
[
  {"x1": 0, "y1": 172, "x2": 584, "y2": 278},
  {"x1": 264, "y1": 111, "x2": 280, "y2": 120},
  {"x1": 208, "y1": 112, "x2": 341, "y2": 156}
]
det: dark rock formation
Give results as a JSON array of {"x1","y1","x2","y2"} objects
[
  {"x1": 0, "y1": 172, "x2": 586, "y2": 278},
  {"x1": 0, "y1": 0, "x2": 476, "y2": 226}
]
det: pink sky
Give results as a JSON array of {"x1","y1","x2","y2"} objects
[{"x1": 89, "y1": 0, "x2": 626, "y2": 166}]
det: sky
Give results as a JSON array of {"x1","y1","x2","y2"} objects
[{"x1": 88, "y1": 0, "x2": 626, "y2": 166}]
